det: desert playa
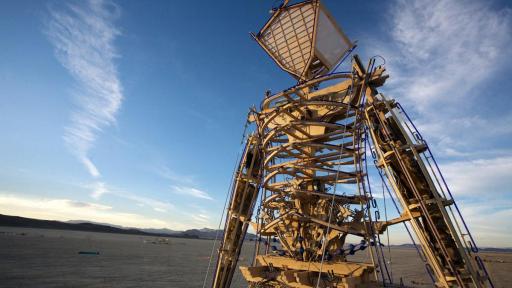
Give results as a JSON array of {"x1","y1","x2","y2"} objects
[{"x1": 1, "y1": 227, "x2": 511, "y2": 288}]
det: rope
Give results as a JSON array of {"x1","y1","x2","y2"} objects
[
  {"x1": 251, "y1": 206, "x2": 262, "y2": 264},
  {"x1": 316, "y1": 58, "x2": 388, "y2": 286},
  {"x1": 315, "y1": 69, "x2": 356, "y2": 287},
  {"x1": 354, "y1": 109, "x2": 379, "y2": 280},
  {"x1": 363, "y1": 128, "x2": 391, "y2": 284},
  {"x1": 358, "y1": 57, "x2": 392, "y2": 284},
  {"x1": 382, "y1": 178, "x2": 393, "y2": 281},
  {"x1": 376, "y1": 165, "x2": 436, "y2": 284},
  {"x1": 202, "y1": 121, "x2": 250, "y2": 288}
]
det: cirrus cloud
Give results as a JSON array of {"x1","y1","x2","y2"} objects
[
  {"x1": 171, "y1": 185, "x2": 213, "y2": 200},
  {"x1": 0, "y1": 193, "x2": 173, "y2": 229},
  {"x1": 46, "y1": 0, "x2": 123, "y2": 178},
  {"x1": 382, "y1": 0, "x2": 511, "y2": 109}
]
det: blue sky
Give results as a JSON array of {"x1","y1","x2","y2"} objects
[{"x1": 0, "y1": 0, "x2": 511, "y2": 247}]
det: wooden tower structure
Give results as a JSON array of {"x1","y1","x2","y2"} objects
[{"x1": 210, "y1": 1, "x2": 495, "y2": 287}]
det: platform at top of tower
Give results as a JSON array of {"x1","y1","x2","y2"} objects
[{"x1": 253, "y1": 0, "x2": 354, "y2": 81}]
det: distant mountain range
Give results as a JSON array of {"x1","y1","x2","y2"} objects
[
  {"x1": 1, "y1": 214, "x2": 509, "y2": 251},
  {"x1": 0, "y1": 214, "x2": 257, "y2": 240}
]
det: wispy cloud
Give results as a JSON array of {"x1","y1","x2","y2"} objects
[
  {"x1": 154, "y1": 165, "x2": 214, "y2": 201},
  {"x1": 359, "y1": 0, "x2": 512, "y2": 162},
  {"x1": 171, "y1": 185, "x2": 213, "y2": 200},
  {"x1": 154, "y1": 165, "x2": 196, "y2": 185},
  {"x1": 367, "y1": 0, "x2": 512, "y2": 247},
  {"x1": 441, "y1": 156, "x2": 512, "y2": 198},
  {"x1": 381, "y1": 0, "x2": 511, "y2": 109},
  {"x1": 46, "y1": 0, "x2": 123, "y2": 178},
  {"x1": 120, "y1": 192, "x2": 175, "y2": 213},
  {"x1": 90, "y1": 181, "x2": 108, "y2": 199},
  {"x1": 185, "y1": 206, "x2": 214, "y2": 228},
  {"x1": 413, "y1": 113, "x2": 512, "y2": 157},
  {"x1": 85, "y1": 182, "x2": 175, "y2": 213},
  {"x1": 367, "y1": 0, "x2": 512, "y2": 158},
  {"x1": 458, "y1": 201, "x2": 512, "y2": 247},
  {"x1": 192, "y1": 213, "x2": 210, "y2": 224},
  {"x1": 0, "y1": 193, "x2": 176, "y2": 229}
]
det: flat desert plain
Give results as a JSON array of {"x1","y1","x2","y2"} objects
[{"x1": 0, "y1": 227, "x2": 510, "y2": 287}]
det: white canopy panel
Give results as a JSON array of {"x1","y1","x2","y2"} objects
[{"x1": 255, "y1": 0, "x2": 353, "y2": 80}]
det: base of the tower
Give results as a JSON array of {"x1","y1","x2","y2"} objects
[{"x1": 240, "y1": 255, "x2": 380, "y2": 288}]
